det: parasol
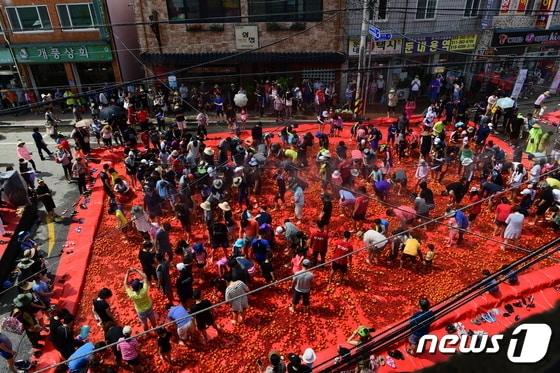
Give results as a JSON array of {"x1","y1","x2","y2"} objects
[
  {"x1": 75, "y1": 119, "x2": 93, "y2": 128},
  {"x1": 496, "y1": 97, "x2": 515, "y2": 109},
  {"x1": 234, "y1": 92, "x2": 248, "y2": 108},
  {"x1": 99, "y1": 105, "x2": 125, "y2": 121}
]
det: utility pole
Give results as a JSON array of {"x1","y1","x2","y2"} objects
[{"x1": 354, "y1": 0, "x2": 370, "y2": 117}]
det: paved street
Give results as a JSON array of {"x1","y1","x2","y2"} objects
[{"x1": 0, "y1": 131, "x2": 81, "y2": 364}]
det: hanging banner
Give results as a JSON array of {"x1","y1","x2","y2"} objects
[
  {"x1": 535, "y1": 0, "x2": 556, "y2": 29},
  {"x1": 550, "y1": 68, "x2": 560, "y2": 94},
  {"x1": 511, "y1": 69, "x2": 528, "y2": 99},
  {"x1": 500, "y1": 0, "x2": 512, "y2": 12},
  {"x1": 517, "y1": 0, "x2": 528, "y2": 12}
]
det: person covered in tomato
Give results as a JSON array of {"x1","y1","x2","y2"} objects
[{"x1": 330, "y1": 230, "x2": 353, "y2": 283}]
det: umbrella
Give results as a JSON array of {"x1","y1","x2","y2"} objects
[
  {"x1": 75, "y1": 119, "x2": 93, "y2": 128},
  {"x1": 496, "y1": 97, "x2": 515, "y2": 109},
  {"x1": 234, "y1": 92, "x2": 248, "y2": 108},
  {"x1": 99, "y1": 105, "x2": 125, "y2": 121}
]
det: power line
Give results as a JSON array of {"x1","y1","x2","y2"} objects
[{"x1": 33, "y1": 138, "x2": 560, "y2": 372}]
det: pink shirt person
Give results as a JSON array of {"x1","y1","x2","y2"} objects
[{"x1": 16, "y1": 144, "x2": 33, "y2": 160}]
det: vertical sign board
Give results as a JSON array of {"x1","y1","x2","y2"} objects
[
  {"x1": 511, "y1": 69, "x2": 528, "y2": 99},
  {"x1": 535, "y1": 0, "x2": 556, "y2": 29},
  {"x1": 234, "y1": 25, "x2": 259, "y2": 50},
  {"x1": 481, "y1": 0, "x2": 499, "y2": 29}
]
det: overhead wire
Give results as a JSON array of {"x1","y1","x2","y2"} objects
[{"x1": 33, "y1": 132, "x2": 560, "y2": 372}]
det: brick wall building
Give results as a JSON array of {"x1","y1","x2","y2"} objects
[{"x1": 133, "y1": 0, "x2": 346, "y2": 92}]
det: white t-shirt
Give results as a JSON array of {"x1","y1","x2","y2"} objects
[
  {"x1": 534, "y1": 94, "x2": 547, "y2": 106},
  {"x1": 363, "y1": 230, "x2": 388, "y2": 250}
]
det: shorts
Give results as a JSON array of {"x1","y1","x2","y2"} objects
[
  {"x1": 352, "y1": 212, "x2": 366, "y2": 221},
  {"x1": 534, "y1": 104, "x2": 541, "y2": 110},
  {"x1": 126, "y1": 357, "x2": 140, "y2": 366},
  {"x1": 177, "y1": 321, "x2": 193, "y2": 340},
  {"x1": 409, "y1": 333, "x2": 421, "y2": 345},
  {"x1": 177, "y1": 121, "x2": 187, "y2": 130},
  {"x1": 0, "y1": 351, "x2": 13, "y2": 359},
  {"x1": 137, "y1": 307, "x2": 155, "y2": 323},
  {"x1": 211, "y1": 239, "x2": 229, "y2": 249},
  {"x1": 494, "y1": 220, "x2": 506, "y2": 227},
  {"x1": 332, "y1": 262, "x2": 348, "y2": 273},
  {"x1": 292, "y1": 290, "x2": 310, "y2": 306}
]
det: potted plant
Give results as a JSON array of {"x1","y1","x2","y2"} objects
[
  {"x1": 290, "y1": 22, "x2": 306, "y2": 31},
  {"x1": 186, "y1": 24, "x2": 203, "y2": 32},
  {"x1": 266, "y1": 22, "x2": 283, "y2": 31},
  {"x1": 209, "y1": 24, "x2": 224, "y2": 31}
]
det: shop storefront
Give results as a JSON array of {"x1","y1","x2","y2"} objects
[
  {"x1": 0, "y1": 48, "x2": 19, "y2": 88},
  {"x1": 474, "y1": 27, "x2": 560, "y2": 96},
  {"x1": 12, "y1": 42, "x2": 115, "y2": 94},
  {"x1": 347, "y1": 33, "x2": 478, "y2": 100}
]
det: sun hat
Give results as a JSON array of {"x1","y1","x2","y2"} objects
[
  {"x1": 301, "y1": 348, "x2": 317, "y2": 364},
  {"x1": 17, "y1": 258, "x2": 34, "y2": 270},
  {"x1": 204, "y1": 147, "x2": 214, "y2": 156},
  {"x1": 19, "y1": 281, "x2": 33, "y2": 291},
  {"x1": 200, "y1": 201, "x2": 212, "y2": 211},
  {"x1": 520, "y1": 188, "x2": 532, "y2": 195},
  {"x1": 13, "y1": 293, "x2": 33, "y2": 308},
  {"x1": 218, "y1": 201, "x2": 231, "y2": 211},
  {"x1": 234, "y1": 238, "x2": 245, "y2": 248},
  {"x1": 275, "y1": 226, "x2": 285, "y2": 235},
  {"x1": 23, "y1": 248, "x2": 36, "y2": 258},
  {"x1": 233, "y1": 177, "x2": 243, "y2": 187},
  {"x1": 461, "y1": 157, "x2": 473, "y2": 166},
  {"x1": 322, "y1": 150, "x2": 331, "y2": 158},
  {"x1": 302, "y1": 259, "x2": 311, "y2": 266},
  {"x1": 248, "y1": 158, "x2": 258, "y2": 167},
  {"x1": 122, "y1": 326, "x2": 132, "y2": 335},
  {"x1": 234, "y1": 166, "x2": 244, "y2": 173},
  {"x1": 171, "y1": 150, "x2": 179, "y2": 157},
  {"x1": 470, "y1": 186, "x2": 479, "y2": 192},
  {"x1": 357, "y1": 326, "x2": 373, "y2": 337},
  {"x1": 212, "y1": 179, "x2": 223, "y2": 189},
  {"x1": 17, "y1": 141, "x2": 25, "y2": 146},
  {"x1": 176, "y1": 263, "x2": 186, "y2": 271},
  {"x1": 332, "y1": 170, "x2": 342, "y2": 179},
  {"x1": 140, "y1": 159, "x2": 148, "y2": 164},
  {"x1": 130, "y1": 279, "x2": 143, "y2": 292},
  {"x1": 350, "y1": 169, "x2": 360, "y2": 177}
]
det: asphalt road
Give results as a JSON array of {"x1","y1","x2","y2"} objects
[{"x1": 0, "y1": 131, "x2": 81, "y2": 366}]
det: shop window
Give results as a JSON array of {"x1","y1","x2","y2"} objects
[
  {"x1": 416, "y1": 0, "x2": 437, "y2": 20},
  {"x1": 6, "y1": 6, "x2": 52, "y2": 32},
  {"x1": 57, "y1": 3, "x2": 96, "y2": 30},
  {"x1": 367, "y1": 0, "x2": 388, "y2": 21},
  {"x1": 248, "y1": 0, "x2": 323, "y2": 22},
  {"x1": 302, "y1": 69, "x2": 335, "y2": 83},
  {"x1": 464, "y1": 0, "x2": 480, "y2": 17},
  {"x1": 166, "y1": 0, "x2": 241, "y2": 23}
]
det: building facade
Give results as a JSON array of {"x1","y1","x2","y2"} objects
[
  {"x1": 133, "y1": 0, "x2": 346, "y2": 93},
  {"x1": 0, "y1": 0, "x2": 142, "y2": 101},
  {"x1": 473, "y1": 0, "x2": 560, "y2": 96},
  {"x1": 346, "y1": 0, "x2": 560, "y2": 99},
  {"x1": 346, "y1": 0, "x2": 482, "y2": 99}
]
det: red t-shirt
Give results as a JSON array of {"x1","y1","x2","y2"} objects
[
  {"x1": 309, "y1": 230, "x2": 329, "y2": 253},
  {"x1": 469, "y1": 194, "x2": 482, "y2": 215},
  {"x1": 354, "y1": 196, "x2": 369, "y2": 216},
  {"x1": 333, "y1": 240, "x2": 353, "y2": 265},
  {"x1": 137, "y1": 110, "x2": 148, "y2": 123},
  {"x1": 244, "y1": 219, "x2": 258, "y2": 238},
  {"x1": 495, "y1": 203, "x2": 512, "y2": 222}
]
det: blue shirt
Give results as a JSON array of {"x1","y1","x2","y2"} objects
[
  {"x1": 156, "y1": 180, "x2": 169, "y2": 199},
  {"x1": 168, "y1": 305, "x2": 191, "y2": 328},
  {"x1": 454, "y1": 210, "x2": 469, "y2": 229},
  {"x1": 374, "y1": 180, "x2": 392, "y2": 193},
  {"x1": 68, "y1": 342, "x2": 95, "y2": 371},
  {"x1": 410, "y1": 310, "x2": 434, "y2": 338}
]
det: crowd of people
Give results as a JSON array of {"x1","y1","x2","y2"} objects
[{"x1": 3, "y1": 80, "x2": 560, "y2": 373}]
